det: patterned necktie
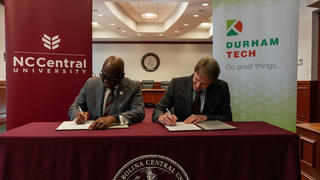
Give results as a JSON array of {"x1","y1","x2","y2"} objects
[
  {"x1": 192, "y1": 91, "x2": 201, "y2": 114},
  {"x1": 103, "y1": 89, "x2": 114, "y2": 116}
]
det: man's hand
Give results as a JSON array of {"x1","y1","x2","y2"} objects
[
  {"x1": 75, "y1": 111, "x2": 90, "y2": 124},
  {"x1": 89, "y1": 116, "x2": 116, "y2": 130},
  {"x1": 158, "y1": 112, "x2": 178, "y2": 126},
  {"x1": 184, "y1": 114, "x2": 207, "y2": 124}
]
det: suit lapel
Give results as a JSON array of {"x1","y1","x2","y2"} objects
[
  {"x1": 110, "y1": 78, "x2": 128, "y2": 115},
  {"x1": 186, "y1": 76, "x2": 193, "y2": 114},
  {"x1": 202, "y1": 81, "x2": 216, "y2": 113}
]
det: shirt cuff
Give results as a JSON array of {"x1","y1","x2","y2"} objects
[{"x1": 119, "y1": 115, "x2": 129, "y2": 125}]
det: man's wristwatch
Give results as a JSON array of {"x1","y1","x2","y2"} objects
[{"x1": 112, "y1": 114, "x2": 120, "y2": 123}]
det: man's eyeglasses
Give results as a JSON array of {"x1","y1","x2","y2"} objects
[{"x1": 99, "y1": 72, "x2": 124, "y2": 83}]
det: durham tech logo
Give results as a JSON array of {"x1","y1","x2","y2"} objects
[
  {"x1": 226, "y1": 19, "x2": 243, "y2": 36},
  {"x1": 42, "y1": 34, "x2": 61, "y2": 50}
]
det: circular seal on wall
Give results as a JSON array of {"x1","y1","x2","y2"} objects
[
  {"x1": 141, "y1": 52, "x2": 160, "y2": 72},
  {"x1": 113, "y1": 154, "x2": 190, "y2": 180}
]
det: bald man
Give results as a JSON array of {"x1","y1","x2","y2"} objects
[{"x1": 68, "y1": 56, "x2": 145, "y2": 130}]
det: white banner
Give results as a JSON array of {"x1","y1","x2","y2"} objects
[{"x1": 213, "y1": 0, "x2": 298, "y2": 132}]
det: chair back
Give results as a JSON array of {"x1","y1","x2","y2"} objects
[
  {"x1": 161, "y1": 81, "x2": 170, "y2": 89},
  {"x1": 142, "y1": 80, "x2": 154, "y2": 89}
]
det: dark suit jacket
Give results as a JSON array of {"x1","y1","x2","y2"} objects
[
  {"x1": 152, "y1": 75, "x2": 232, "y2": 122},
  {"x1": 68, "y1": 77, "x2": 145, "y2": 124}
]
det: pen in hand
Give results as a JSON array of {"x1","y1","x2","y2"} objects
[
  {"x1": 77, "y1": 106, "x2": 87, "y2": 124},
  {"x1": 77, "y1": 105, "x2": 85, "y2": 116},
  {"x1": 166, "y1": 107, "x2": 172, "y2": 117},
  {"x1": 165, "y1": 107, "x2": 177, "y2": 126}
]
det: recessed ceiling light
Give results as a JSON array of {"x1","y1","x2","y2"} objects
[
  {"x1": 122, "y1": 30, "x2": 126, "y2": 33},
  {"x1": 193, "y1": 14, "x2": 200, "y2": 17},
  {"x1": 137, "y1": 34, "x2": 142, "y2": 36},
  {"x1": 198, "y1": 22, "x2": 212, "y2": 29},
  {"x1": 97, "y1": 14, "x2": 103, "y2": 17},
  {"x1": 92, "y1": 22, "x2": 98, "y2": 25},
  {"x1": 141, "y1": 13, "x2": 158, "y2": 19},
  {"x1": 159, "y1": 34, "x2": 163, "y2": 36},
  {"x1": 110, "y1": 23, "x2": 115, "y2": 26},
  {"x1": 174, "y1": 30, "x2": 179, "y2": 33},
  {"x1": 184, "y1": 24, "x2": 189, "y2": 26},
  {"x1": 202, "y1": 3, "x2": 209, "y2": 7}
]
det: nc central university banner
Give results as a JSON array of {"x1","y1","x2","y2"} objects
[
  {"x1": 5, "y1": 0, "x2": 92, "y2": 129},
  {"x1": 213, "y1": 0, "x2": 298, "y2": 132}
]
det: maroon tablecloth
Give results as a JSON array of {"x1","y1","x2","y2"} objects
[{"x1": 0, "y1": 121, "x2": 300, "y2": 180}]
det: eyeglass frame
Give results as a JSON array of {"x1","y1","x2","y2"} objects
[{"x1": 99, "y1": 71, "x2": 125, "y2": 83}]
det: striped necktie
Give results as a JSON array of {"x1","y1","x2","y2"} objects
[{"x1": 103, "y1": 89, "x2": 114, "y2": 116}]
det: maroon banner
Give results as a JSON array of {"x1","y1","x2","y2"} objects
[{"x1": 5, "y1": 0, "x2": 92, "y2": 130}]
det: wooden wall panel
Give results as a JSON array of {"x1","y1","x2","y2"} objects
[
  {"x1": 297, "y1": 81, "x2": 318, "y2": 123},
  {"x1": 297, "y1": 86, "x2": 309, "y2": 122},
  {"x1": 0, "y1": 81, "x2": 6, "y2": 125},
  {"x1": 300, "y1": 135, "x2": 316, "y2": 167},
  {"x1": 297, "y1": 123, "x2": 320, "y2": 180}
]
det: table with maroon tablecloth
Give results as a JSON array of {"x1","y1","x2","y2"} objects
[{"x1": 0, "y1": 121, "x2": 300, "y2": 180}]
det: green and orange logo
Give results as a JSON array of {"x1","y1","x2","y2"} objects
[{"x1": 227, "y1": 19, "x2": 243, "y2": 36}]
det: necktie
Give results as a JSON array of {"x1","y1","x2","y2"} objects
[
  {"x1": 103, "y1": 89, "x2": 114, "y2": 116},
  {"x1": 192, "y1": 91, "x2": 201, "y2": 114}
]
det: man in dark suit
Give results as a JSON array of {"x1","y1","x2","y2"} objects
[
  {"x1": 68, "y1": 56, "x2": 145, "y2": 129},
  {"x1": 152, "y1": 57, "x2": 232, "y2": 125}
]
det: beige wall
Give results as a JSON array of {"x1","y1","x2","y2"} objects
[
  {"x1": 93, "y1": 43, "x2": 213, "y2": 81},
  {"x1": 298, "y1": 0, "x2": 319, "y2": 80}
]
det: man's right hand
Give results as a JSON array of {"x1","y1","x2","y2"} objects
[
  {"x1": 158, "y1": 112, "x2": 178, "y2": 126},
  {"x1": 75, "y1": 111, "x2": 90, "y2": 124}
]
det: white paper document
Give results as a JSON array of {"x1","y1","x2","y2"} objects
[
  {"x1": 56, "y1": 121, "x2": 129, "y2": 131},
  {"x1": 164, "y1": 122, "x2": 202, "y2": 131}
]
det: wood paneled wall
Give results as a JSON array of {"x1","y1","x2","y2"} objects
[
  {"x1": 297, "y1": 123, "x2": 320, "y2": 180},
  {"x1": 0, "y1": 81, "x2": 6, "y2": 125},
  {"x1": 297, "y1": 81, "x2": 318, "y2": 123}
]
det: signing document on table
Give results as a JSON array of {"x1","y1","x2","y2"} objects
[
  {"x1": 56, "y1": 120, "x2": 128, "y2": 131},
  {"x1": 164, "y1": 120, "x2": 236, "y2": 132}
]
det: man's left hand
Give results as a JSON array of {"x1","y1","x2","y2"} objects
[
  {"x1": 184, "y1": 114, "x2": 207, "y2": 124},
  {"x1": 89, "y1": 116, "x2": 116, "y2": 130}
]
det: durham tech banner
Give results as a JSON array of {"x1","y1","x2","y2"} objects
[
  {"x1": 5, "y1": 0, "x2": 92, "y2": 129},
  {"x1": 213, "y1": 0, "x2": 298, "y2": 132}
]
